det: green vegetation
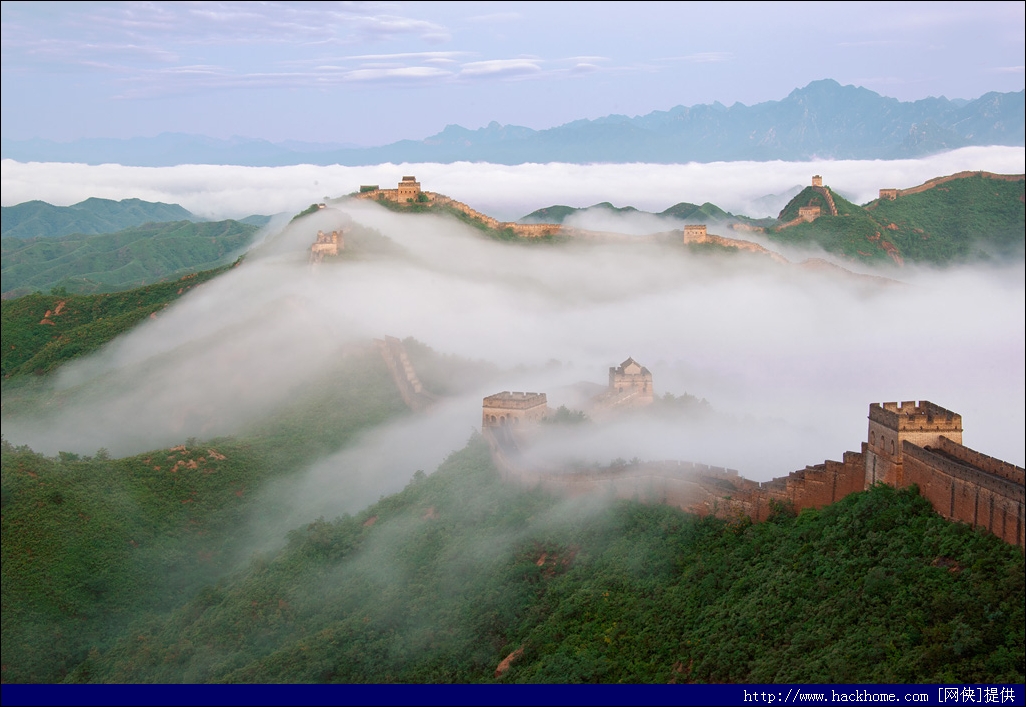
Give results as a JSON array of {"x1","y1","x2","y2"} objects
[
  {"x1": 2, "y1": 220, "x2": 259, "y2": 296},
  {"x1": 6, "y1": 435, "x2": 1016, "y2": 684},
  {"x1": 656, "y1": 391, "x2": 711, "y2": 413},
  {"x1": 542, "y1": 405, "x2": 590, "y2": 424},
  {"x1": 519, "y1": 175, "x2": 1024, "y2": 264},
  {"x1": 768, "y1": 177, "x2": 1025, "y2": 264},
  {"x1": 0, "y1": 345, "x2": 412, "y2": 684},
  {"x1": 867, "y1": 176, "x2": 1026, "y2": 262},
  {"x1": 659, "y1": 201, "x2": 731, "y2": 222},
  {"x1": 289, "y1": 204, "x2": 323, "y2": 223},
  {"x1": 1, "y1": 264, "x2": 233, "y2": 378},
  {"x1": 519, "y1": 204, "x2": 580, "y2": 224},
  {"x1": 2, "y1": 198, "x2": 197, "y2": 240},
  {"x1": 400, "y1": 337, "x2": 499, "y2": 396}
]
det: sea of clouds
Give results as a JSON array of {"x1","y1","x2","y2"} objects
[
  {"x1": 1, "y1": 150, "x2": 1023, "y2": 527},
  {"x1": 3, "y1": 145, "x2": 1024, "y2": 221}
]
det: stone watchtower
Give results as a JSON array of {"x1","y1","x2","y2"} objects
[
  {"x1": 865, "y1": 401, "x2": 963, "y2": 487},
  {"x1": 397, "y1": 176, "x2": 422, "y2": 202},
  {"x1": 482, "y1": 391, "x2": 548, "y2": 429},
  {"x1": 682, "y1": 224, "x2": 708, "y2": 243},
  {"x1": 797, "y1": 206, "x2": 821, "y2": 222},
  {"x1": 609, "y1": 357, "x2": 654, "y2": 404},
  {"x1": 812, "y1": 175, "x2": 823, "y2": 187}
]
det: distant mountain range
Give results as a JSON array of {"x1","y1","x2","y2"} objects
[
  {"x1": 3, "y1": 80, "x2": 1023, "y2": 167},
  {"x1": 2, "y1": 198, "x2": 198, "y2": 240},
  {"x1": 520, "y1": 201, "x2": 753, "y2": 226},
  {"x1": 1, "y1": 197, "x2": 271, "y2": 240}
]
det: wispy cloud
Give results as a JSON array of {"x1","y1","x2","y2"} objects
[
  {"x1": 343, "y1": 66, "x2": 453, "y2": 82},
  {"x1": 989, "y1": 65, "x2": 1025, "y2": 74},
  {"x1": 458, "y1": 59, "x2": 543, "y2": 80}
]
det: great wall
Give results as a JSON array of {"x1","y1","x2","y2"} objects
[
  {"x1": 478, "y1": 362, "x2": 1024, "y2": 547},
  {"x1": 312, "y1": 171, "x2": 1022, "y2": 268},
  {"x1": 339, "y1": 177, "x2": 1024, "y2": 546},
  {"x1": 369, "y1": 338, "x2": 1024, "y2": 547}
]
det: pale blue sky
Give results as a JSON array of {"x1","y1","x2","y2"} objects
[{"x1": 2, "y1": 1, "x2": 1023, "y2": 145}]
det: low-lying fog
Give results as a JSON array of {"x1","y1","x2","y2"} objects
[
  {"x1": 3, "y1": 189, "x2": 1023, "y2": 527},
  {"x1": 2, "y1": 153, "x2": 1023, "y2": 531}
]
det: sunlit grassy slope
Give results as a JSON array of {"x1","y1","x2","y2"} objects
[{"x1": 769, "y1": 176, "x2": 1025, "y2": 263}]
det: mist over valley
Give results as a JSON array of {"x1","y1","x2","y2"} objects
[{"x1": 2, "y1": 2, "x2": 1024, "y2": 683}]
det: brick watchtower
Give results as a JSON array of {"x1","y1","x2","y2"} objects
[
  {"x1": 482, "y1": 391, "x2": 548, "y2": 429},
  {"x1": 397, "y1": 176, "x2": 421, "y2": 202},
  {"x1": 865, "y1": 401, "x2": 963, "y2": 487}
]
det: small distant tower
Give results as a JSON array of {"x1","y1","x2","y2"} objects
[
  {"x1": 865, "y1": 401, "x2": 963, "y2": 488},
  {"x1": 397, "y1": 175, "x2": 422, "y2": 202},
  {"x1": 682, "y1": 224, "x2": 708, "y2": 243},
  {"x1": 797, "y1": 205, "x2": 821, "y2": 222},
  {"x1": 879, "y1": 188, "x2": 898, "y2": 201},
  {"x1": 811, "y1": 175, "x2": 823, "y2": 187}
]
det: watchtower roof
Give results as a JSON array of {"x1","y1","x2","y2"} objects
[{"x1": 615, "y1": 357, "x2": 650, "y2": 375}]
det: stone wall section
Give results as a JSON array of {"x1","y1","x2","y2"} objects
[
  {"x1": 810, "y1": 186, "x2": 839, "y2": 216},
  {"x1": 357, "y1": 187, "x2": 564, "y2": 238},
  {"x1": 884, "y1": 171, "x2": 1024, "y2": 199},
  {"x1": 483, "y1": 392, "x2": 1023, "y2": 546},
  {"x1": 682, "y1": 227, "x2": 788, "y2": 263},
  {"x1": 903, "y1": 440, "x2": 1024, "y2": 546},
  {"x1": 375, "y1": 336, "x2": 434, "y2": 412}
]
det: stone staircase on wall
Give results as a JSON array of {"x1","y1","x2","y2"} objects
[{"x1": 375, "y1": 336, "x2": 435, "y2": 412}]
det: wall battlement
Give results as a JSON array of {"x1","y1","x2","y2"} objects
[
  {"x1": 870, "y1": 400, "x2": 962, "y2": 431},
  {"x1": 482, "y1": 391, "x2": 548, "y2": 429},
  {"x1": 483, "y1": 391, "x2": 547, "y2": 409}
]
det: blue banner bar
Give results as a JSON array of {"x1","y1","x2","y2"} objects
[{"x1": 1, "y1": 684, "x2": 1023, "y2": 707}]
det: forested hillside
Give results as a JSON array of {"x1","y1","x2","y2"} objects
[
  {"x1": 1, "y1": 264, "x2": 232, "y2": 377},
  {"x1": 768, "y1": 175, "x2": 1025, "y2": 263},
  {"x1": 2, "y1": 219, "x2": 259, "y2": 297},
  {"x1": 1, "y1": 349, "x2": 410, "y2": 683},
  {"x1": 2, "y1": 198, "x2": 198, "y2": 240},
  {"x1": 4, "y1": 435, "x2": 1020, "y2": 684}
]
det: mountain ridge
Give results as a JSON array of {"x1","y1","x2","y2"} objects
[
  {"x1": 2, "y1": 198, "x2": 200, "y2": 240},
  {"x1": 3, "y1": 80, "x2": 1023, "y2": 167}
]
